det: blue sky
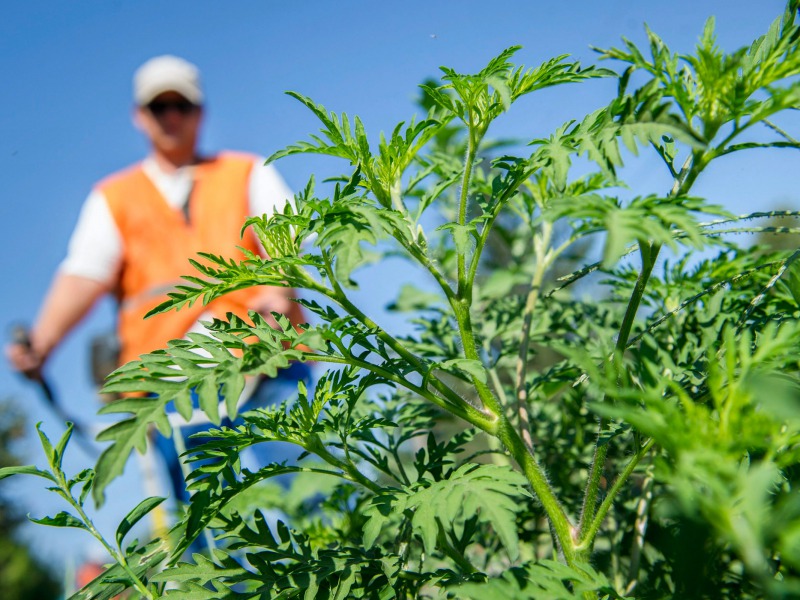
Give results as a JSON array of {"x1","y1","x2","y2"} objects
[{"x1": 0, "y1": 0, "x2": 795, "y2": 580}]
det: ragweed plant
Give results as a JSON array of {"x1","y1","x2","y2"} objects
[{"x1": 7, "y1": 3, "x2": 800, "y2": 598}]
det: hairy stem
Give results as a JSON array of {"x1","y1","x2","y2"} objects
[
  {"x1": 514, "y1": 220, "x2": 553, "y2": 451},
  {"x1": 498, "y1": 419, "x2": 578, "y2": 565},
  {"x1": 626, "y1": 465, "x2": 655, "y2": 596},
  {"x1": 578, "y1": 239, "x2": 660, "y2": 544},
  {"x1": 578, "y1": 153, "x2": 698, "y2": 546},
  {"x1": 457, "y1": 122, "x2": 480, "y2": 299},
  {"x1": 451, "y1": 297, "x2": 505, "y2": 416},
  {"x1": 577, "y1": 438, "x2": 655, "y2": 552}
]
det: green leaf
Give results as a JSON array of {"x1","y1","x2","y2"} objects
[
  {"x1": 223, "y1": 371, "x2": 246, "y2": 422},
  {"x1": 363, "y1": 464, "x2": 529, "y2": 561},
  {"x1": 0, "y1": 464, "x2": 56, "y2": 482},
  {"x1": 54, "y1": 422, "x2": 74, "y2": 471},
  {"x1": 115, "y1": 496, "x2": 166, "y2": 547},
  {"x1": 438, "y1": 358, "x2": 488, "y2": 384},
  {"x1": 93, "y1": 399, "x2": 172, "y2": 507},
  {"x1": 387, "y1": 284, "x2": 444, "y2": 312},
  {"x1": 173, "y1": 387, "x2": 194, "y2": 422},
  {"x1": 29, "y1": 511, "x2": 88, "y2": 531},
  {"x1": 35, "y1": 422, "x2": 55, "y2": 466},
  {"x1": 451, "y1": 559, "x2": 620, "y2": 599},
  {"x1": 196, "y1": 376, "x2": 221, "y2": 426},
  {"x1": 437, "y1": 222, "x2": 477, "y2": 256}
]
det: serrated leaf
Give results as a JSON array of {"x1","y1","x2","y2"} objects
[
  {"x1": 93, "y1": 400, "x2": 172, "y2": 507},
  {"x1": 196, "y1": 377, "x2": 221, "y2": 425},
  {"x1": 451, "y1": 559, "x2": 619, "y2": 599},
  {"x1": 173, "y1": 387, "x2": 194, "y2": 422},
  {"x1": 363, "y1": 464, "x2": 528, "y2": 562},
  {"x1": 223, "y1": 371, "x2": 246, "y2": 422}
]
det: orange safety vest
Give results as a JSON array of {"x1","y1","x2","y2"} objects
[{"x1": 99, "y1": 152, "x2": 304, "y2": 366}]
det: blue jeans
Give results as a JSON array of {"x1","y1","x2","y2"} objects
[{"x1": 152, "y1": 362, "x2": 311, "y2": 506}]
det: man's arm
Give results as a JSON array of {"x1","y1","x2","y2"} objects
[
  {"x1": 6, "y1": 274, "x2": 108, "y2": 379},
  {"x1": 7, "y1": 187, "x2": 122, "y2": 378}
]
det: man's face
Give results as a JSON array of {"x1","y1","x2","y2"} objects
[{"x1": 134, "y1": 91, "x2": 202, "y2": 156}]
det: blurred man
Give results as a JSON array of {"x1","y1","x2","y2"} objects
[{"x1": 6, "y1": 55, "x2": 308, "y2": 502}]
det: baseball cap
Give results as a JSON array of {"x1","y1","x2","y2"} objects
[{"x1": 133, "y1": 55, "x2": 204, "y2": 106}]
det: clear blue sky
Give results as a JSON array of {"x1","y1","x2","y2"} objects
[{"x1": 0, "y1": 0, "x2": 795, "y2": 579}]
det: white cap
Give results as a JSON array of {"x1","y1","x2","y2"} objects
[{"x1": 133, "y1": 55, "x2": 204, "y2": 106}]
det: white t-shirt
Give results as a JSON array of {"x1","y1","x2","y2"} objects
[{"x1": 60, "y1": 155, "x2": 293, "y2": 287}]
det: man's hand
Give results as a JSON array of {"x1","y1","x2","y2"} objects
[
  {"x1": 253, "y1": 287, "x2": 294, "y2": 330},
  {"x1": 6, "y1": 329, "x2": 46, "y2": 381},
  {"x1": 6, "y1": 273, "x2": 109, "y2": 381}
]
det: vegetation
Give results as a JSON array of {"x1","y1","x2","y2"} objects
[
  {"x1": 0, "y1": 401, "x2": 61, "y2": 600},
  {"x1": 6, "y1": 3, "x2": 800, "y2": 598}
]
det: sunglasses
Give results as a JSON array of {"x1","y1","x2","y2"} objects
[{"x1": 146, "y1": 100, "x2": 198, "y2": 116}]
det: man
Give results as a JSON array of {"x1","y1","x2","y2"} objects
[{"x1": 6, "y1": 55, "x2": 307, "y2": 501}]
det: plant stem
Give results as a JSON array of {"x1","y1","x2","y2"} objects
[
  {"x1": 320, "y1": 250, "x2": 478, "y2": 415},
  {"x1": 497, "y1": 419, "x2": 578, "y2": 565},
  {"x1": 313, "y1": 350, "x2": 494, "y2": 432},
  {"x1": 55, "y1": 473, "x2": 155, "y2": 598},
  {"x1": 626, "y1": 464, "x2": 655, "y2": 595},
  {"x1": 464, "y1": 167, "x2": 534, "y2": 294},
  {"x1": 42, "y1": 428, "x2": 156, "y2": 598},
  {"x1": 451, "y1": 298, "x2": 505, "y2": 416},
  {"x1": 305, "y1": 435, "x2": 382, "y2": 493},
  {"x1": 437, "y1": 521, "x2": 476, "y2": 573},
  {"x1": 514, "y1": 220, "x2": 553, "y2": 451},
  {"x1": 457, "y1": 123, "x2": 480, "y2": 299},
  {"x1": 577, "y1": 438, "x2": 655, "y2": 552},
  {"x1": 578, "y1": 153, "x2": 698, "y2": 547},
  {"x1": 390, "y1": 177, "x2": 407, "y2": 213},
  {"x1": 578, "y1": 239, "x2": 660, "y2": 545}
]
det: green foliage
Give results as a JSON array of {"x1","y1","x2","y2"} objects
[
  {"x1": 1, "y1": 424, "x2": 168, "y2": 599},
  {"x1": 0, "y1": 400, "x2": 60, "y2": 600},
  {"x1": 451, "y1": 560, "x2": 621, "y2": 600},
  {"x1": 9, "y1": 3, "x2": 800, "y2": 598},
  {"x1": 363, "y1": 464, "x2": 530, "y2": 562}
]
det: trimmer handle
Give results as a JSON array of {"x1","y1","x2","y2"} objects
[
  {"x1": 8, "y1": 323, "x2": 43, "y2": 381},
  {"x1": 10, "y1": 323, "x2": 30, "y2": 346}
]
